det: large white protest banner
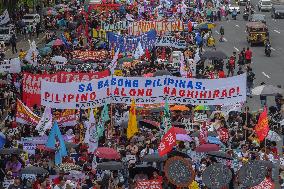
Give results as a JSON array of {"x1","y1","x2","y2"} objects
[
  {"x1": 41, "y1": 74, "x2": 247, "y2": 109},
  {"x1": 0, "y1": 58, "x2": 21, "y2": 73}
]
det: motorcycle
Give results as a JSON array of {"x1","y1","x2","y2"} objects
[
  {"x1": 265, "y1": 45, "x2": 271, "y2": 57},
  {"x1": 243, "y1": 12, "x2": 249, "y2": 21},
  {"x1": 232, "y1": 10, "x2": 237, "y2": 20}
]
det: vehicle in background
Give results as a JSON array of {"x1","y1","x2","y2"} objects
[
  {"x1": 228, "y1": 4, "x2": 241, "y2": 14},
  {"x1": 250, "y1": 14, "x2": 266, "y2": 24},
  {"x1": 271, "y1": 5, "x2": 284, "y2": 19},
  {"x1": 22, "y1": 14, "x2": 40, "y2": 26},
  {"x1": 258, "y1": 0, "x2": 272, "y2": 12},
  {"x1": 239, "y1": 0, "x2": 250, "y2": 6},
  {"x1": 246, "y1": 22, "x2": 268, "y2": 46},
  {"x1": 0, "y1": 25, "x2": 15, "y2": 44}
]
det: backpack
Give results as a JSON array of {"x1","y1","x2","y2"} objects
[{"x1": 247, "y1": 72, "x2": 255, "y2": 82}]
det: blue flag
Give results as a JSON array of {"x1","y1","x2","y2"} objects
[
  {"x1": 61, "y1": 34, "x2": 69, "y2": 49},
  {"x1": 0, "y1": 132, "x2": 6, "y2": 149},
  {"x1": 46, "y1": 122, "x2": 67, "y2": 165},
  {"x1": 101, "y1": 103, "x2": 110, "y2": 123},
  {"x1": 208, "y1": 136, "x2": 225, "y2": 148}
]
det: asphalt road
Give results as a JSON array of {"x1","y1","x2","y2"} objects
[{"x1": 212, "y1": 1, "x2": 284, "y2": 112}]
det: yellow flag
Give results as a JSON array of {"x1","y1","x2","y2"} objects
[{"x1": 127, "y1": 99, "x2": 138, "y2": 139}]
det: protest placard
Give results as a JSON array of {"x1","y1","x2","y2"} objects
[{"x1": 41, "y1": 74, "x2": 247, "y2": 109}]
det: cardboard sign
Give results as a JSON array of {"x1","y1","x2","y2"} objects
[
  {"x1": 72, "y1": 50, "x2": 108, "y2": 61},
  {"x1": 135, "y1": 179, "x2": 162, "y2": 189}
]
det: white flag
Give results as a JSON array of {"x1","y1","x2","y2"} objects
[
  {"x1": 179, "y1": 53, "x2": 187, "y2": 77},
  {"x1": 36, "y1": 107, "x2": 52, "y2": 136},
  {"x1": 84, "y1": 109, "x2": 98, "y2": 153},
  {"x1": 0, "y1": 10, "x2": 10, "y2": 26},
  {"x1": 25, "y1": 40, "x2": 39, "y2": 66},
  {"x1": 108, "y1": 49, "x2": 120, "y2": 75},
  {"x1": 133, "y1": 42, "x2": 144, "y2": 59}
]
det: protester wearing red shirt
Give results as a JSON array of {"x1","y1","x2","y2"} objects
[{"x1": 245, "y1": 47, "x2": 252, "y2": 65}]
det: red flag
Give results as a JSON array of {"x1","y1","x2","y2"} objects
[
  {"x1": 250, "y1": 178, "x2": 274, "y2": 189},
  {"x1": 158, "y1": 127, "x2": 176, "y2": 156},
  {"x1": 255, "y1": 107, "x2": 269, "y2": 142},
  {"x1": 145, "y1": 48, "x2": 151, "y2": 60},
  {"x1": 217, "y1": 127, "x2": 229, "y2": 143},
  {"x1": 188, "y1": 21, "x2": 193, "y2": 32},
  {"x1": 199, "y1": 122, "x2": 208, "y2": 145}
]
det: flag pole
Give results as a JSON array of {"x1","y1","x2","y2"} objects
[{"x1": 110, "y1": 103, "x2": 113, "y2": 139}]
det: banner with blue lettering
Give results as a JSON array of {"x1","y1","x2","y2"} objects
[
  {"x1": 41, "y1": 74, "x2": 247, "y2": 109},
  {"x1": 107, "y1": 30, "x2": 157, "y2": 52}
]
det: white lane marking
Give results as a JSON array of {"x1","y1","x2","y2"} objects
[
  {"x1": 274, "y1": 29, "x2": 280, "y2": 34},
  {"x1": 223, "y1": 38, "x2": 228, "y2": 42},
  {"x1": 235, "y1": 24, "x2": 240, "y2": 27},
  {"x1": 234, "y1": 47, "x2": 239, "y2": 51},
  {"x1": 215, "y1": 31, "x2": 220, "y2": 34},
  {"x1": 271, "y1": 47, "x2": 276, "y2": 51},
  {"x1": 262, "y1": 72, "x2": 270, "y2": 78}
]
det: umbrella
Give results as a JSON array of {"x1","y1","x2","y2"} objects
[
  {"x1": 176, "y1": 134, "x2": 192, "y2": 142},
  {"x1": 46, "y1": 40, "x2": 55, "y2": 47},
  {"x1": 252, "y1": 85, "x2": 284, "y2": 96},
  {"x1": 129, "y1": 165, "x2": 159, "y2": 178},
  {"x1": 207, "y1": 136, "x2": 224, "y2": 145},
  {"x1": 170, "y1": 105, "x2": 189, "y2": 111},
  {"x1": 201, "y1": 50, "x2": 227, "y2": 60},
  {"x1": 53, "y1": 39, "x2": 63, "y2": 46},
  {"x1": 172, "y1": 122, "x2": 185, "y2": 128},
  {"x1": 202, "y1": 163, "x2": 232, "y2": 189},
  {"x1": 173, "y1": 127, "x2": 187, "y2": 134},
  {"x1": 139, "y1": 119, "x2": 160, "y2": 130},
  {"x1": 94, "y1": 147, "x2": 120, "y2": 160},
  {"x1": 142, "y1": 154, "x2": 167, "y2": 162},
  {"x1": 168, "y1": 150, "x2": 190, "y2": 158},
  {"x1": 20, "y1": 166, "x2": 49, "y2": 175},
  {"x1": 96, "y1": 161, "x2": 123, "y2": 170},
  {"x1": 196, "y1": 22, "x2": 216, "y2": 30},
  {"x1": 238, "y1": 161, "x2": 268, "y2": 188},
  {"x1": 194, "y1": 105, "x2": 212, "y2": 111},
  {"x1": 51, "y1": 56, "x2": 67, "y2": 63},
  {"x1": 195, "y1": 144, "x2": 220, "y2": 153},
  {"x1": 39, "y1": 47, "x2": 52, "y2": 56},
  {"x1": 0, "y1": 148, "x2": 23, "y2": 155},
  {"x1": 153, "y1": 70, "x2": 172, "y2": 77},
  {"x1": 206, "y1": 151, "x2": 233, "y2": 160},
  {"x1": 190, "y1": 131, "x2": 218, "y2": 137},
  {"x1": 266, "y1": 130, "x2": 281, "y2": 142}
]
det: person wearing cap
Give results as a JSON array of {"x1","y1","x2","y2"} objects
[{"x1": 7, "y1": 177, "x2": 23, "y2": 189}]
